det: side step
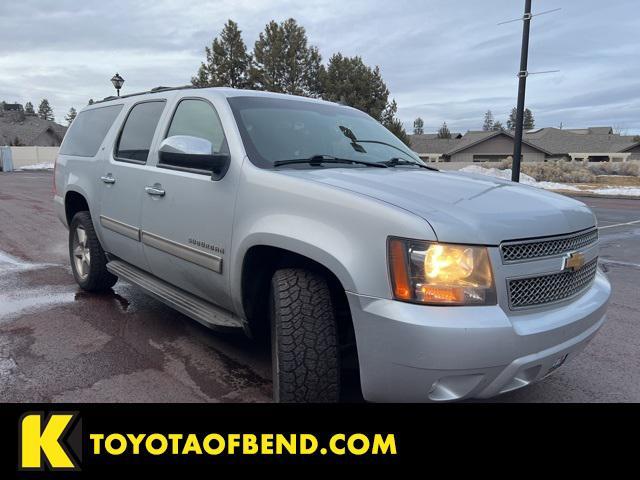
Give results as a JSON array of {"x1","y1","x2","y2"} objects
[{"x1": 106, "y1": 260, "x2": 243, "y2": 330}]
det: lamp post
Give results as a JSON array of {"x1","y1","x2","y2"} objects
[{"x1": 110, "y1": 73, "x2": 125, "y2": 97}]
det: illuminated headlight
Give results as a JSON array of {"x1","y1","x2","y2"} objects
[{"x1": 388, "y1": 238, "x2": 497, "y2": 305}]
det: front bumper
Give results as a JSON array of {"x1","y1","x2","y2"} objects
[{"x1": 347, "y1": 270, "x2": 611, "y2": 402}]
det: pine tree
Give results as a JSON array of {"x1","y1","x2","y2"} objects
[
  {"x1": 322, "y1": 54, "x2": 389, "y2": 120},
  {"x1": 251, "y1": 18, "x2": 323, "y2": 97},
  {"x1": 482, "y1": 110, "x2": 494, "y2": 131},
  {"x1": 507, "y1": 106, "x2": 535, "y2": 130},
  {"x1": 492, "y1": 120, "x2": 504, "y2": 131},
  {"x1": 380, "y1": 100, "x2": 410, "y2": 146},
  {"x1": 65, "y1": 107, "x2": 77, "y2": 125},
  {"x1": 437, "y1": 122, "x2": 451, "y2": 139},
  {"x1": 413, "y1": 117, "x2": 424, "y2": 135},
  {"x1": 24, "y1": 101, "x2": 35, "y2": 115},
  {"x1": 523, "y1": 108, "x2": 535, "y2": 130},
  {"x1": 88, "y1": 99, "x2": 94, "y2": 105},
  {"x1": 191, "y1": 20, "x2": 252, "y2": 89},
  {"x1": 37, "y1": 99, "x2": 54, "y2": 121}
]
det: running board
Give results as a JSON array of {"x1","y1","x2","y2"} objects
[{"x1": 106, "y1": 260, "x2": 242, "y2": 330}]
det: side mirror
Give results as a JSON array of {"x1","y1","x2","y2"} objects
[{"x1": 158, "y1": 135, "x2": 230, "y2": 180}]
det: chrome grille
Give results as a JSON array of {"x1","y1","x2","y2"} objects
[
  {"x1": 508, "y1": 258, "x2": 598, "y2": 309},
  {"x1": 501, "y1": 228, "x2": 598, "y2": 263}
]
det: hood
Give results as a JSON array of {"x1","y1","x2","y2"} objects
[{"x1": 278, "y1": 168, "x2": 596, "y2": 245}]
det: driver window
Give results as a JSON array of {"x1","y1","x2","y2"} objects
[{"x1": 167, "y1": 99, "x2": 226, "y2": 153}]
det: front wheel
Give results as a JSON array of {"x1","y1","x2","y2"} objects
[
  {"x1": 69, "y1": 211, "x2": 117, "y2": 292},
  {"x1": 270, "y1": 268, "x2": 340, "y2": 403}
]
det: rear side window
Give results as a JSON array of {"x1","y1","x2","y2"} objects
[
  {"x1": 115, "y1": 101, "x2": 165, "y2": 163},
  {"x1": 59, "y1": 105, "x2": 123, "y2": 157},
  {"x1": 166, "y1": 99, "x2": 226, "y2": 153}
]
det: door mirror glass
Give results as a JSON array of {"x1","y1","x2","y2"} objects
[{"x1": 158, "y1": 135, "x2": 230, "y2": 179}]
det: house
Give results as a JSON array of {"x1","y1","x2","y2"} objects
[
  {"x1": 0, "y1": 112, "x2": 67, "y2": 147},
  {"x1": 410, "y1": 130, "x2": 550, "y2": 163},
  {"x1": 410, "y1": 126, "x2": 640, "y2": 163}
]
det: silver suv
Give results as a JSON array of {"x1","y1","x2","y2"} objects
[{"x1": 54, "y1": 87, "x2": 611, "y2": 402}]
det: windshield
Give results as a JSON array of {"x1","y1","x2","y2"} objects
[{"x1": 228, "y1": 96, "x2": 421, "y2": 168}]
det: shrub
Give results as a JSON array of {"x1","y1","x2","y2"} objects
[
  {"x1": 587, "y1": 161, "x2": 640, "y2": 177},
  {"x1": 497, "y1": 159, "x2": 596, "y2": 183}
]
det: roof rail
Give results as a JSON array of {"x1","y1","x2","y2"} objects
[{"x1": 94, "y1": 85, "x2": 198, "y2": 104}]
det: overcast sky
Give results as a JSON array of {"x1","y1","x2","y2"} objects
[{"x1": 1, "y1": 0, "x2": 638, "y2": 133}]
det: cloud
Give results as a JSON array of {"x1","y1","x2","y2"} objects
[{"x1": 0, "y1": 0, "x2": 637, "y2": 133}]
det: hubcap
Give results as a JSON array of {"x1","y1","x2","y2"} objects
[{"x1": 72, "y1": 226, "x2": 90, "y2": 280}]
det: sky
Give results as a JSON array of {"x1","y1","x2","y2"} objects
[{"x1": 1, "y1": 0, "x2": 638, "y2": 134}]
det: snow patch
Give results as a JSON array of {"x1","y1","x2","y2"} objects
[
  {"x1": 460, "y1": 165, "x2": 637, "y2": 196},
  {"x1": 18, "y1": 162, "x2": 54, "y2": 170}
]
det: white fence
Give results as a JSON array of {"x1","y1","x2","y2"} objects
[{"x1": 9, "y1": 146, "x2": 59, "y2": 169}]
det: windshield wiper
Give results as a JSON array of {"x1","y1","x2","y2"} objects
[
  {"x1": 383, "y1": 157, "x2": 439, "y2": 171},
  {"x1": 273, "y1": 155, "x2": 388, "y2": 168}
]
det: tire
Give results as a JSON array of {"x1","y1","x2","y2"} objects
[
  {"x1": 270, "y1": 268, "x2": 340, "y2": 402},
  {"x1": 68, "y1": 211, "x2": 117, "y2": 292}
]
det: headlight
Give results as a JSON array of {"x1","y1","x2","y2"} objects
[{"x1": 388, "y1": 238, "x2": 496, "y2": 305}]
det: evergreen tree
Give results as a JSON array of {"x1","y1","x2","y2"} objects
[
  {"x1": 37, "y1": 99, "x2": 54, "y2": 121},
  {"x1": 413, "y1": 117, "x2": 424, "y2": 135},
  {"x1": 251, "y1": 18, "x2": 323, "y2": 97},
  {"x1": 88, "y1": 99, "x2": 94, "y2": 105},
  {"x1": 492, "y1": 120, "x2": 504, "y2": 131},
  {"x1": 380, "y1": 100, "x2": 410, "y2": 146},
  {"x1": 191, "y1": 20, "x2": 252, "y2": 89},
  {"x1": 507, "y1": 106, "x2": 535, "y2": 130},
  {"x1": 65, "y1": 107, "x2": 77, "y2": 125},
  {"x1": 322, "y1": 53, "x2": 389, "y2": 120},
  {"x1": 24, "y1": 101, "x2": 35, "y2": 115},
  {"x1": 437, "y1": 122, "x2": 451, "y2": 139},
  {"x1": 482, "y1": 110, "x2": 494, "y2": 131},
  {"x1": 523, "y1": 108, "x2": 535, "y2": 130}
]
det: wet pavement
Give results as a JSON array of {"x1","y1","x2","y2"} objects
[{"x1": 0, "y1": 171, "x2": 639, "y2": 402}]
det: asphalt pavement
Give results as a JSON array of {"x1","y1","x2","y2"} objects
[{"x1": 0, "y1": 171, "x2": 638, "y2": 402}]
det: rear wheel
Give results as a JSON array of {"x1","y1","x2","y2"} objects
[
  {"x1": 69, "y1": 211, "x2": 117, "y2": 292},
  {"x1": 270, "y1": 268, "x2": 340, "y2": 402}
]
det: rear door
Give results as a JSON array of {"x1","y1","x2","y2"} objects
[
  {"x1": 140, "y1": 96, "x2": 236, "y2": 310},
  {"x1": 98, "y1": 100, "x2": 166, "y2": 271}
]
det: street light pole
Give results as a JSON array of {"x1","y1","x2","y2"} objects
[{"x1": 511, "y1": 0, "x2": 532, "y2": 182}]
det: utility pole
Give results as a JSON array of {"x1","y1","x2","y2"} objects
[
  {"x1": 511, "y1": 0, "x2": 531, "y2": 182},
  {"x1": 499, "y1": 3, "x2": 560, "y2": 182}
]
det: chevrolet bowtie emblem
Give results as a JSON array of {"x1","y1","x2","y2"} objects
[{"x1": 563, "y1": 251, "x2": 585, "y2": 271}]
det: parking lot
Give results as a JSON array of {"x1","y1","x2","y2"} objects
[{"x1": 1, "y1": 170, "x2": 638, "y2": 402}]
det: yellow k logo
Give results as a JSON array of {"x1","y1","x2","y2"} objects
[{"x1": 20, "y1": 412, "x2": 79, "y2": 470}]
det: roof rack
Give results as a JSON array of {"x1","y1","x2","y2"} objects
[{"x1": 94, "y1": 85, "x2": 198, "y2": 104}]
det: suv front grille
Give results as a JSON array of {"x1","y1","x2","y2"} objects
[
  {"x1": 507, "y1": 258, "x2": 598, "y2": 309},
  {"x1": 501, "y1": 228, "x2": 598, "y2": 263}
]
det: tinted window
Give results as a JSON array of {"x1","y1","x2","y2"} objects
[
  {"x1": 59, "y1": 105, "x2": 123, "y2": 157},
  {"x1": 228, "y1": 96, "x2": 419, "y2": 169},
  {"x1": 167, "y1": 99, "x2": 226, "y2": 152},
  {"x1": 116, "y1": 101, "x2": 165, "y2": 163}
]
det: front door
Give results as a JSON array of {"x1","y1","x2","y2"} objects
[
  {"x1": 98, "y1": 100, "x2": 166, "y2": 271},
  {"x1": 140, "y1": 97, "x2": 236, "y2": 311}
]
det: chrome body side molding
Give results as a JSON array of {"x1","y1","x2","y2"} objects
[
  {"x1": 100, "y1": 215, "x2": 140, "y2": 241},
  {"x1": 141, "y1": 230, "x2": 222, "y2": 273}
]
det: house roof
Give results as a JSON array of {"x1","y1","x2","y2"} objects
[
  {"x1": 0, "y1": 113, "x2": 67, "y2": 146},
  {"x1": 410, "y1": 130, "x2": 551, "y2": 156},
  {"x1": 410, "y1": 126, "x2": 638, "y2": 157},
  {"x1": 523, "y1": 127, "x2": 637, "y2": 155}
]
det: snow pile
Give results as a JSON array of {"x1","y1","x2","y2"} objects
[
  {"x1": 459, "y1": 165, "x2": 640, "y2": 196},
  {"x1": 19, "y1": 163, "x2": 54, "y2": 170},
  {"x1": 587, "y1": 187, "x2": 640, "y2": 197}
]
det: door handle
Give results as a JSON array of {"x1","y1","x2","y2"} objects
[
  {"x1": 145, "y1": 185, "x2": 166, "y2": 197},
  {"x1": 100, "y1": 175, "x2": 116, "y2": 184}
]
